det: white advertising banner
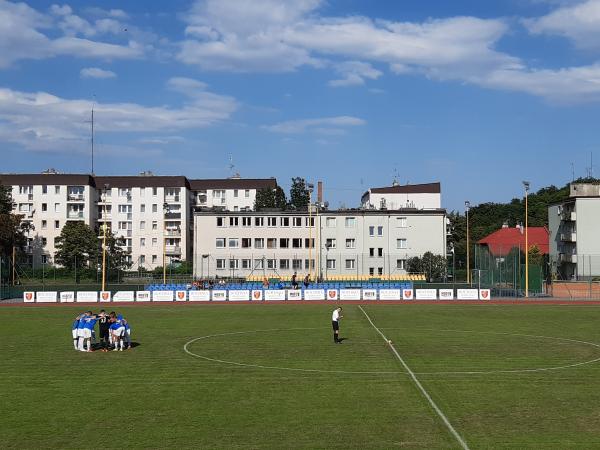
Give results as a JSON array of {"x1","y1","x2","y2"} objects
[
  {"x1": 99, "y1": 291, "x2": 111, "y2": 302},
  {"x1": 479, "y1": 289, "x2": 492, "y2": 300},
  {"x1": 340, "y1": 289, "x2": 361, "y2": 300},
  {"x1": 152, "y1": 291, "x2": 174, "y2": 302},
  {"x1": 416, "y1": 289, "x2": 437, "y2": 300},
  {"x1": 136, "y1": 291, "x2": 151, "y2": 302},
  {"x1": 362, "y1": 289, "x2": 378, "y2": 300},
  {"x1": 23, "y1": 291, "x2": 35, "y2": 303},
  {"x1": 251, "y1": 290, "x2": 263, "y2": 301},
  {"x1": 76, "y1": 291, "x2": 98, "y2": 303},
  {"x1": 438, "y1": 289, "x2": 454, "y2": 300},
  {"x1": 212, "y1": 290, "x2": 227, "y2": 301},
  {"x1": 175, "y1": 290, "x2": 187, "y2": 302},
  {"x1": 113, "y1": 291, "x2": 134, "y2": 302},
  {"x1": 380, "y1": 289, "x2": 401, "y2": 300},
  {"x1": 229, "y1": 290, "x2": 250, "y2": 302},
  {"x1": 304, "y1": 289, "x2": 325, "y2": 300},
  {"x1": 287, "y1": 289, "x2": 302, "y2": 301},
  {"x1": 457, "y1": 289, "x2": 479, "y2": 300},
  {"x1": 265, "y1": 290, "x2": 286, "y2": 301},
  {"x1": 60, "y1": 291, "x2": 75, "y2": 303},
  {"x1": 326, "y1": 289, "x2": 338, "y2": 301},
  {"x1": 188, "y1": 290, "x2": 211, "y2": 302},
  {"x1": 36, "y1": 291, "x2": 58, "y2": 303},
  {"x1": 402, "y1": 289, "x2": 414, "y2": 300}
]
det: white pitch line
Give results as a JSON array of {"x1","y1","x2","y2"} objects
[{"x1": 358, "y1": 305, "x2": 470, "y2": 450}]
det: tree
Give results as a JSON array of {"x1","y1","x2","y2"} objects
[
  {"x1": 0, "y1": 185, "x2": 12, "y2": 214},
  {"x1": 0, "y1": 185, "x2": 29, "y2": 260},
  {"x1": 54, "y1": 222, "x2": 99, "y2": 274},
  {"x1": 288, "y1": 177, "x2": 310, "y2": 210},
  {"x1": 103, "y1": 231, "x2": 132, "y2": 279},
  {"x1": 528, "y1": 244, "x2": 543, "y2": 266},
  {"x1": 407, "y1": 252, "x2": 447, "y2": 281},
  {"x1": 254, "y1": 186, "x2": 288, "y2": 210}
]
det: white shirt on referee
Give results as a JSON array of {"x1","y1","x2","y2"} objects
[{"x1": 332, "y1": 309, "x2": 340, "y2": 322}]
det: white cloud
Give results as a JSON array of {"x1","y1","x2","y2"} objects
[
  {"x1": 525, "y1": 0, "x2": 600, "y2": 49},
  {"x1": 80, "y1": 67, "x2": 117, "y2": 79},
  {"x1": 0, "y1": 79, "x2": 237, "y2": 152},
  {"x1": 329, "y1": 61, "x2": 382, "y2": 87},
  {"x1": 263, "y1": 116, "x2": 365, "y2": 134}
]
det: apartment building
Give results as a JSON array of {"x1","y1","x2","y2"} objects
[
  {"x1": 193, "y1": 209, "x2": 448, "y2": 279},
  {"x1": 548, "y1": 183, "x2": 600, "y2": 280},
  {"x1": 361, "y1": 182, "x2": 441, "y2": 210},
  {"x1": 1, "y1": 172, "x2": 278, "y2": 270}
]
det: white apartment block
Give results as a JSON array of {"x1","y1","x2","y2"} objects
[
  {"x1": 1, "y1": 172, "x2": 278, "y2": 271},
  {"x1": 193, "y1": 209, "x2": 447, "y2": 279},
  {"x1": 361, "y1": 182, "x2": 441, "y2": 210}
]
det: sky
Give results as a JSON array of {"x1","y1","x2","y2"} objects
[{"x1": 1, "y1": 0, "x2": 599, "y2": 211}]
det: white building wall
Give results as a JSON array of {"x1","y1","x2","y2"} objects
[{"x1": 363, "y1": 192, "x2": 441, "y2": 210}]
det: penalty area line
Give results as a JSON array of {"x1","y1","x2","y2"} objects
[{"x1": 358, "y1": 305, "x2": 470, "y2": 450}]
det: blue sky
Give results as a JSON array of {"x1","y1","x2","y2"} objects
[{"x1": 1, "y1": 0, "x2": 600, "y2": 211}]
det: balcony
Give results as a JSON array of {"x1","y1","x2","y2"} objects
[
  {"x1": 98, "y1": 213, "x2": 112, "y2": 221},
  {"x1": 67, "y1": 212, "x2": 84, "y2": 219},
  {"x1": 559, "y1": 253, "x2": 578, "y2": 264},
  {"x1": 561, "y1": 211, "x2": 576, "y2": 221},
  {"x1": 164, "y1": 229, "x2": 182, "y2": 237},
  {"x1": 165, "y1": 245, "x2": 182, "y2": 256},
  {"x1": 67, "y1": 194, "x2": 85, "y2": 202},
  {"x1": 165, "y1": 212, "x2": 181, "y2": 220},
  {"x1": 560, "y1": 232, "x2": 577, "y2": 243},
  {"x1": 165, "y1": 195, "x2": 181, "y2": 203}
]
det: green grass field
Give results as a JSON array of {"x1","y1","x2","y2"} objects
[{"x1": 3, "y1": 303, "x2": 600, "y2": 449}]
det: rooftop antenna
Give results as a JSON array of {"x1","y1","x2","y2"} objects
[
  {"x1": 228, "y1": 154, "x2": 235, "y2": 177},
  {"x1": 392, "y1": 167, "x2": 399, "y2": 186},
  {"x1": 85, "y1": 95, "x2": 96, "y2": 174},
  {"x1": 571, "y1": 162, "x2": 575, "y2": 182}
]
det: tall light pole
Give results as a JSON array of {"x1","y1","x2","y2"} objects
[
  {"x1": 465, "y1": 201, "x2": 471, "y2": 285},
  {"x1": 163, "y1": 202, "x2": 170, "y2": 284},
  {"x1": 523, "y1": 181, "x2": 530, "y2": 298},
  {"x1": 101, "y1": 184, "x2": 109, "y2": 291},
  {"x1": 307, "y1": 183, "x2": 314, "y2": 281}
]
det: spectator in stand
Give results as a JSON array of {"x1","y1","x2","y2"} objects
[
  {"x1": 291, "y1": 272, "x2": 298, "y2": 290},
  {"x1": 303, "y1": 274, "x2": 310, "y2": 288},
  {"x1": 262, "y1": 277, "x2": 270, "y2": 289}
]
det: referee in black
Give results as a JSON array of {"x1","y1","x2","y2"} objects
[
  {"x1": 332, "y1": 307, "x2": 343, "y2": 344},
  {"x1": 98, "y1": 310, "x2": 110, "y2": 352}
]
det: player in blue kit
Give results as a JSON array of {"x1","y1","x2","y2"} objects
[
  {"x1": 122, "y1": 317, "x2": 132, "y2": 350},
  {"x1": 109, "y1": 313, "x2": 126, "y2": 351},
  {"x1": 72, "y1": 314, "x2": 83, "y2": 350},
  {"x1": 76, "y1": 312, "x2": 88, "y2": 351},
  {"x1": 82, "y1": 312, "x2": 98, "y2": 352}
]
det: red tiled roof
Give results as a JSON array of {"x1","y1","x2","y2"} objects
[{"x1": 477, "y1": 227, "x2": 549, "y2": 256}]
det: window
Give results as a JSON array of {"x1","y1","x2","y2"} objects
[
  {"x1": 234, "y1": 189, "x2": 238, "y2": 198},
  {"x1": 152, "y1": 204, "x2": 157, "y2": 213},
  {"x1": 41, "y1": 220, "x2": 47, "y2": 229},
  {"x1": 229, "y1": 238, "x2": 239, "y2": 248},
  {"x1": 369, "y1": 267, "x2": 374, "y2": 276},
  {"x1": 345, "y1": 259, "x2": 355, "y2": 270},
  {"x1": 245, "y1": 189, "x2": 250, "y2": 198},
  {"x1": 217, "y1": 217, "x2": 225, "y2": 227},
  {"x1": 41, "y1": 237, "x2": 47, "y2": 246},
  {"x1": 254, "y1": 259, "x2": 264, "y2": 270},
  {"x1": 118, "y1": 204, "x2": 131, "y2": 214},
  {"x1": 378, "y1": 267, "x2": 383, "y2": 275},
  {"x1": 242, "y1": 259, "x2": 251, "y2": 269},
  {"x1": 19, "y1": 185, "x2": 33, "y2": 194},
  {"x1": 216, "y1": 259, "x2": 226, "y2": 270},
  {"x1": 41, "y1": 254, "x2": 48, "y2": 264},
  {"x1": 216, "y1": 238, "x2": 226, "y2": 248},
  {"x1": 305, "y1": 217, "x2": 315, "y2": 227},
  {"x1": 280, "y1": 217, "x2": 290, "y2": 227},
  {"x1": 304, "y1": 259, "x2": 315, "y2": 270},
  {"x1": 345, "y1": 217, "x2": 356, "y2": 228},
  {"x1": 140, "y1": 238, "x2": 146, "y2": 247},
  {"x1": 325, "y1": 238, "x2": 336, "y2": 249},
  {"x1": 140, "y1": 221, "x2": 145, "y2": 230},
  {"x1": 140, "y1": 188, "x2": 145, "y2": 198},
  {"x1": 305, "y1": 238, "x2": 314, "y2": 248},
  {"x1": 54, "y1": 203, "x2": 60, "y2": 213},
  {"x1": 152, "y1": 238, "x2": 157, "y2": 247},
  {"x1": 254, "y1": 238, "x2": 264, "y2": 249},
  {"x1": 152, "y1": 255, "x2": 158, "y2": 264},
  {"x1": 55, "y1": 186, "x2": 60, "y2": 194},
  {"x1": 197, "y1": 190, "x2": 207, "y2": 204},
  {"x1": 55, "y1": 220, "x2": 60, "y2": 229},
  {"x1": 369, "y1": 248, "x2": 375, "y2": 257},
  {"x1": 377, "y1": 226, "x2": 383, "y2": 236},
  {"x1": 118, "y1": 188, "x2": 129, "y2": 197},
  {"x1": 369, "y1": 226, "x2": 374, "y2": 236},
  {"x1": 242, "y1": 238, "x2": 251, "y2": 248},
  {"x1": 396, "y1": 259, "x2": 406, "y2": 270},
  {"x1": 267, "y1": 238, "x2": 277, "y2": 249},
  {"x1": 267, "y1": 217, "x2": 277, "y2": 227},
  {"x1": 255, "y1": 217, "x2": 264, "y2": 227},
  {"x1": 41, "y1": 203, "x2": 47, "y2": 212},
  {"x1": 140, "y1": 255, "x2": 146, "y2": 264},
  {"x1": 378, "y1": 248, "x2": 383, "y2": 257},
  {"x1": 153, "y1": 187, "x2": 157, "y2": 196},
  {"x1": 396, "y1": 217, "x2": 407, "y2": 228},
  {"x1": 141, "y1": 204, "x2": 146, "y2": 213},
  {"x1": 152, "y1": 221, "x2": 157, "y2": 230},
  {"x1": 292, "y1": 259, "x2": 302, "y2": 270},
  {"x1": 267, "y1": 259, "x2": 276, "y2": 270},
  {"x1": 279, "y1": 259, "x2": 290, "y2": 270},
  {"x1": 397, "y1": 239, "x2": 407, "y2": 249},
  {"x1": 327, "y1": 259, "x2": 336, "y2": 269},
  {"x1": 42, "y1": 185, "x2": 47, "y2": 194},
  {"x1": 279, "y1": 238, "x2": 289, "y2": 249},
  {"x1": 229, "y1": 217, "x2": 239, "y2": 227},
  {"x1": 229, "y1": 259, "x2": 239, "y2": 270},
  {"x1": 293, "y1": 217, "x2": 302, "y2": 227},
  {"x1": 346, "y1": 238, "x2": 355, "y2": 249},
  {"x1": 326, "y1": 217, "x2": 336, "y2": 228},
  {"x1": 292, "y1": 238, "x2": 302, "y2": 248},
  {"x1": 242, "y1": 217, "x2": 251, "y2": 227}
]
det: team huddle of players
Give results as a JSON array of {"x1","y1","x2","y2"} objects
[{"x1": 72, "y1": 310, "x2": 132, "y2": 352}]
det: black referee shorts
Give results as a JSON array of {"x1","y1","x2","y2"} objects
[{"x1": 332, "y1": 321, "x2": 339, "y2": 331}]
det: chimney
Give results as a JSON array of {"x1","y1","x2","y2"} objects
[{"x1": 317, "y1": 181, "x2": 323, "y2": 204}]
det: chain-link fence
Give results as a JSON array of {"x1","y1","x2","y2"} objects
[{"x1": 547, "y1": 253, "x2": 600, "y2": 299}]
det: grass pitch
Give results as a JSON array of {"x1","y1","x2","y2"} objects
[{"x1": 2, "y1": 303, "x2": 600, "y2": 449}]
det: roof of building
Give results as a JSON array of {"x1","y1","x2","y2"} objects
[
  {"x1": 477, "y1": 226, "x2": 549, "y2": 256},
  {"x1": 94, "y1": 175, "x2": 190, "y2": 188},
  {"x1": 0, "y1": 173, "x2": 95, "y2": 186},
  {"x1": 194, "y1": 208, "x2": 447, "y2": 216},
  {"x1": 362, "y1": 182, "x2": 441, "y2": 199},
  {"x1": 188, "y1": 178, "x2": 277, "y2": 190}
]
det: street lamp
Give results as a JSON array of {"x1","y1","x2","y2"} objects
[
  {"x1": 163, "y1": 202, "x2": 170, "y2": 284},
  {"x1": 101, "y1": 184, "x2": 110, "y2": 292},
  {"x1": 307, "y1": 183, "x2": 314, "y2": 281},
  {"x1": 465, "y1": 200, "x2": 471, "y2": 285},
  {"x1": 523, "y1": 181, "x2": 530, "y2": 298}
]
